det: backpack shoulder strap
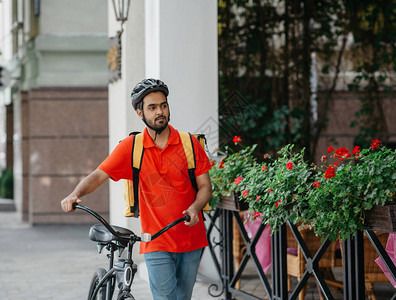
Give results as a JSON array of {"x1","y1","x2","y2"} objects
[
  {"x1": 132, "y1": 133, "x2": 144, "y2": 169},
  {"x1": 131, "y1": 133, "x2": 144, "y2": 218},
  {"x1": 179, "y1": 131, "x2": 198, "y2": 191},
  {"x1": 179, "y1": 131, "x2": 210, "y2": 219},
  {"x1": 179, "y1": 131, "x2": 196, "y2": 170}
]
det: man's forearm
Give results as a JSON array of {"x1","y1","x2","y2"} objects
[
  {"x1": 189, "y1": 184, "x2": 212, "y2": 213},
  {"x1": 183, "y1": 171, "x2": 212, "y2": 226},
  {"x1": 71, "y1": 169, "x2": 109, "y2": 198},
  {"x1": 61, "y1": 169, "x2": 109, "y2": 212}
]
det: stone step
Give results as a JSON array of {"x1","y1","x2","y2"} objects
[{"x1": 0, "y1": 198, "x2": 16, "y2": 211}]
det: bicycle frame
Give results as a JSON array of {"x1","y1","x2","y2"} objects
[
  {"x1": 90, "y1": 242, "x2": 119, "y2": 299},
  {"x1": 72, "y1": 203, "x2": 189, "y2": 300}
]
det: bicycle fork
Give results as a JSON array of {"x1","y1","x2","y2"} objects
[{"x1": 120, "y1": 241, "x2": 137, "y2": 294}]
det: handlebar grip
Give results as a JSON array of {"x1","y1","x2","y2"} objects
[
  {"x1": 184, "y1": 215, "x2": 191, "y2": 222},
  {"x1": 72, "y1": 202, "x2": 79, "y2": 210}
]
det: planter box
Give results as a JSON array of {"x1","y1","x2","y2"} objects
[
  {"x1": 217, "y1": 192, "x2": 249, "y2": 211},
  {"x1": 364, "y1": 204, "x2": 396, "y2": 233}
]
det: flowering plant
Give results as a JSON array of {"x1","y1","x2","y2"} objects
[
  {"x1": 208, "y1": 136, "x2": 257, "y2": 208},
  {"x1": 236, "y1": 145, "x2": 314, "y2": 230},
  {"x1": 306, "y1": 139, "x2": 396, "y2": 240},
  {"x1": 211, "y1": 136, "x2": 396, "y2": 241}
]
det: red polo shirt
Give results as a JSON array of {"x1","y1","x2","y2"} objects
[{"x1": 98, "y1": 125, "x2": 211, "y2": 254}]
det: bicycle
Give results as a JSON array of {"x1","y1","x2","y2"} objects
[{"x1": 72, "y1": 203, "x2": 190, "y2": 300}]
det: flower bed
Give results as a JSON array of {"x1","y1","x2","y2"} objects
[{"x1": 210, "y1": 137, "x2": 396, "y2": 241}]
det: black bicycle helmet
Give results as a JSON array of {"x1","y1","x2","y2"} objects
[{"x1": 131, "y1": 78, "x2": 169, "y2": 111}]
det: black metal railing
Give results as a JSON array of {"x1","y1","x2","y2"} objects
[
  {"x1": 201, "y1": 209, "x2": 224, "y2": 297},
  {"x1": 232, "y1": 211, "x2": 272, "y2": 298},
  {"x1": 203, "y1": 207, "x2": 396, "y2": 300}
]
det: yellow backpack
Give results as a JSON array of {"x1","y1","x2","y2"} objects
[{"x1": 123, "y1": 131, "x2": 210, "y2": 217}]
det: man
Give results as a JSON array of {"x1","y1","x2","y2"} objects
[{"x1": 61, "y1": 78, "x2": 212, "y2": 300}]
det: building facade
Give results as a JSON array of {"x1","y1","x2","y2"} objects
[
  {"x1": 0, "y1": 1, "x2": 219, "y2": 232},
  {"x1": 0, "y1": 0, "x2": 110, "y2": 224}
]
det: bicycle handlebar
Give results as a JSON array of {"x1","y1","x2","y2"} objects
[
  {"x1": 72, "y1": 203, "x2": 191, "y2": 242},
  {"x1": 73, "y1": 203, "x2": 123, "y2": 239}
]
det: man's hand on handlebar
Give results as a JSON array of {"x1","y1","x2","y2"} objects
[
  {"x1": 61, "y1": 195, "x2": 82, "y2": 213},
  {"x1": 182, "y1": 209, "x2": 199, "y2": 226}
]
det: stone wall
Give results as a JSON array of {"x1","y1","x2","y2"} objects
[
  {"x1": 21, "y1": 87, "x2": 109, "y2": 224},
  {"x1": 314, "y1": 91, "x2": 396, "y2": 163}
]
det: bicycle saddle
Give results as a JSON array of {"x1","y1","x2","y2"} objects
[{"x1": 89, "y1": 224, "x2": 134, "y2": 243}]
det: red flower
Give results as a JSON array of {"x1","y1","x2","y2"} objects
[
  {"x1": 218, "y1": 161, "x2": 225, "y2": 169},
  {"x1": 210, "y1": 160, "x2": 215, "y2": 167},
  {"x1": 352, "y1": 145, "x2": 360, "y2": 156},
  {"x1": 255, "y1": 195, "x2": 261, "y2": 202},
  {"x1": 327, "y1": 146, "x2": 334, "y2": 153},
  {"x1": 286, "y1": 162, "x2": 293, "y2": 170},
  {"x1": 242, "y1": 190, "x2": 249, "y2": 197},
  {"x1": 263, "y1": 154, "x2": 269, "y2": 159},
  {"x1": 335, "y1": 147, "x2": 351, "y2": 161},
  {"x1": 275, "y1": 200, "x2": 282, "y2": 208},
  {"x1": 234, "y1": 176, "x2": 243, "y2": 185},
  {"x1": 261, "y1": 165, "x2": 268, "y2": 172},
  {"x1": 324, "y1": 165, "x2": 336, "y2": 179},
  {"x1": 235, "y1": 153, "x2": 240, "y2": 157},
  {"x1": 266, "y1": 188, "x2": 274, "y2": 193},
  {"x1": 321, "y1": 155, "x2": 328, "y2": 162},
  {"x1": 233, "y1": 136, "x2": 242, "y2": 144},
  {"x1": 253, "y1": 212, "x2": 261, "y2": 219},
  {"x1": 333, "y1": 161, "x2": 339, "y2": 166},
  {"x1": 312, "y1": 180, "x2": 320, "y2": 189},
  {"x1": 371, "y1": 139, "x2": 381, "y2": 150}
]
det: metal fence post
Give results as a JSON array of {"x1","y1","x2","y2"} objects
[
  {"x1": 271, "y1": 224, "x2": 288, "y2": 300},
  {"x1": 342, "y1": 230, "x2": 364, "y2": 300},
  {"x1": 220, "y1": 208, "x2": 235, "y2": 300}
]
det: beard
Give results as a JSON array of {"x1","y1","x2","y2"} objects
[{"x1": 143, "y1": 114, "x2": 170, "y2": 134}]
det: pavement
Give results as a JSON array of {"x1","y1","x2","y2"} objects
[
  {"x1": 0, "y1": 210, "x2": 217, "y2": 300},
  {"x1": 1, "y1": 208, "x2": 395, "y2": 300}
]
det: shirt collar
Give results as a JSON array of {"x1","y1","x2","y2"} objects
[{"x1": 143, "y1": 124, "x2": 180, "y2": 148}]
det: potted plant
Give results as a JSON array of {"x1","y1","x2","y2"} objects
[
  {"x1": 211, "y1": 137, "x2": 396, "y2": 241},
  {"x1": 237, "y1": 144, "x2": 313, "y2": 229},
  {"x1": 209, "y1": 136, "x2": 257, "y2": 210},
  {"x1": 306, "y1": 139, "x2": 396, "y2": 241}
]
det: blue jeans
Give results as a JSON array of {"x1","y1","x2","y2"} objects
[{"x1": 144, "y1": 249, "x2": 202, "y2": 300}]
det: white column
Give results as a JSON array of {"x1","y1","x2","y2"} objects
[
  {"x1": 145, "y1": 0, "x2": 218, "y2": 151},
  {"x1": 107, "y1": 0, "x2": 145, "y2": 230},
  {"x1": 108, "y1": 0, "x2": 218, "y2": 266},
  {"x1": 145, "y1": 0, "x2": 219, "y2": 279}
]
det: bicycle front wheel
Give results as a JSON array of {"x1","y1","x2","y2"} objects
[{"x1": 88, "y1": 268, "x2": 108, "y2": 300}]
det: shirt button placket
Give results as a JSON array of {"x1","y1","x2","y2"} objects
[{"x1": 160, "y1": 153, "x2": 165, "y2": 173}]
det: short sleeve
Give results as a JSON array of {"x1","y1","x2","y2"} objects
[
  {"x1": 98, "y1": 136, "x2": 133, "y2": 181},
  {"x1": 191, "y1": 135, "x2": 212, "y2": 177}
]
